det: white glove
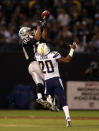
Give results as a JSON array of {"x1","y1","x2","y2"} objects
[{"x1": 72, "y1": 42, "x2": 78, "y2": 48}]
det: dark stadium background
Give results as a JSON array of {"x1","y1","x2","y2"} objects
[{"x1": 0, "y1": 0, "x2": 99, "y2": 109}]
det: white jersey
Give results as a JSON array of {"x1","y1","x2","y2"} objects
[{"x1": 35, "y1": 51, "x2": 61, "y2": 80}]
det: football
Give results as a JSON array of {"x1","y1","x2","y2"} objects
[{"x1": 41, "y1": 10, "x2": 50, "y2": 19}]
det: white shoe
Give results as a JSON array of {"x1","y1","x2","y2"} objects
[
  {"x1": 50, "y1": 105, "x2": 60, "y2": 112},
  {"x1": 46, "y1": 95, "x2": 54, "y2": 110},
  {"x1": 66, "y1": 121, "x2": 72, "y2": 127},
  {"x1": 47, "y1": 95, "x2": 52, "y2": 105},
  {"x1": 66, "y1": 117, "x2": 72, "y2": 127}
]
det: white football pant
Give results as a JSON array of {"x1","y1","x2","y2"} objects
[{"x1": 28, "y1": 61, "x2": 44, "y2": 85}]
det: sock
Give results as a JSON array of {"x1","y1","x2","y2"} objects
[
  {"x1": 63, "y1": 106, "x2": 71, "y2": 121},
  {"x1": 37, "y1": 93, "x2": 42, "y2": 99}
]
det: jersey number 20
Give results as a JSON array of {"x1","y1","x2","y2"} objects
[{"x1": 39, "y1": 60, "x2": 54, "y2": 73}]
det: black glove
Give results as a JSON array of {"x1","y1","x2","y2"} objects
[{"x1": 38, "y1": 19, "x2": 47, "y2": 28}]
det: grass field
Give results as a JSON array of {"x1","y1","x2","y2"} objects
[{"x1": 0, "y1": 110, "x2": 99, "y2": 131}]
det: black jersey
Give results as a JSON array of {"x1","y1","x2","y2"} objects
[{"x1": 21, "y1": 37, "x2": 37, "y2": 63}]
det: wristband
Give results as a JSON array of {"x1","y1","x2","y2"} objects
[{"x1": 69, "y1": 48, "x2": 74, "y2": 57}]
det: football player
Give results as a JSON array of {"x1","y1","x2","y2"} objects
[
  {"x1": 35, "y1": 42, "x2": 78, "y2": 127},
  {"x1": 18, "y1": 19, "x2": 49, "y2": 106}
]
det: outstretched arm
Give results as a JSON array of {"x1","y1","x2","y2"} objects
[
  {"x1": 35, "y1": 20, "x2": 47, "y2": 41},
  {"x1": 57, "y1": 42, "x2": 78, "y2": 63},
  {"x1": 42, "y1": 27, "x2": 47, "y2": 40},
  {"x1": 35, "y1": 10, "x2": 50, "y2": 41},
  {"x1": 35, "y1": 26, "x2": 41, "y2": 41}
]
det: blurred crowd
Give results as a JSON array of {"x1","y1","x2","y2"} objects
[{"x1": 0, "y1": 0, "x2": 99, "y2": 53}]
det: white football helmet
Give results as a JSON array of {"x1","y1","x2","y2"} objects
[
  {"x1": 37, "y1": 43, "x2": 50, "y2": 56},
  {"x1": 19, "y1": 27, "x2": 33, "y2": 39}
]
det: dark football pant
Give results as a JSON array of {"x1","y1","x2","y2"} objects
[{"x1": 45, "y1": 77, "x2": 67, "y2": 107}]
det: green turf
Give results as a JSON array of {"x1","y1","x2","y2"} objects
[
  {"x1": 0, "y1": 110, "x2": 99, "y2": 117},
  {"x1": 0, "y1": 110, "x2": 99, "y2": 131}
]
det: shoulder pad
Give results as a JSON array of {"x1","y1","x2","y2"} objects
[{"x1": 52, "y1": 51, "x2": 61, "y2": 58}]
